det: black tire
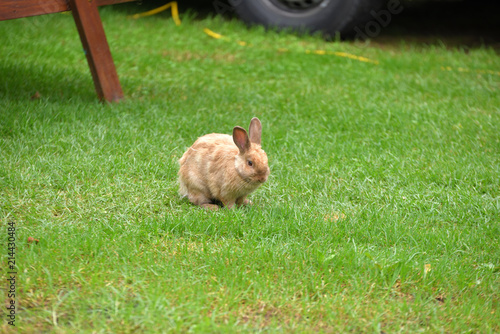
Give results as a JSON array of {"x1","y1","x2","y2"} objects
[{"x1": 230, "y1": 0, "x2": 386, "y2": 37}]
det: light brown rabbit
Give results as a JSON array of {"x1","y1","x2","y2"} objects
[{"x1": 178, "y1": 117, "x2": 270, "y2": 210}]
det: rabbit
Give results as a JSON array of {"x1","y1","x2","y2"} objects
[{"x1": 178, "y1": 117, "x2": 270, "y2": 210}]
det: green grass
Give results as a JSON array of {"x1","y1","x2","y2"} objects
[{"x1": 1, "y1": 4, "x2": 499, "y2": 333}]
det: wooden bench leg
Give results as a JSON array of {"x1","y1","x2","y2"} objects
[{"x1": 70, "y1": 0, "x2": 123, "y2": 102}]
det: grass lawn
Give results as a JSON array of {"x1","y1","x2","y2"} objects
[{"x1": 1, "y1": 3, "x2": 499, "y2": 333}]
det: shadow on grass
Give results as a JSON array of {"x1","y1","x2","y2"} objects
[
  {"x1": 109, "y1": 0, "x2": 217, "y2": 20},
  {"x1": 0, "y1": 62, "x2": 96, "y2": 103},
  {"x1": 374, "y1": 0, "x2": 500, "y2": 51},
  {"x1": 114, "y1": 0, "x2": 500, "y2": 50}
]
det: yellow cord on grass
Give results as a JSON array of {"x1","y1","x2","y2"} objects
[
  {"x1": 203, "y1": 28, "x2": 225, "y2": 40},
  {"x1": 441, "y1": 66, "x2": 500, "y2": 76},
  {"x1": 306, "y1": 50, "x2": 379, "y2": 64},
  {"x1": 204, "y1": 28, "x2": 379, "y2": 65},
  {"x1": 129, "y1": 1, "x2": 181, "y2": 26}
]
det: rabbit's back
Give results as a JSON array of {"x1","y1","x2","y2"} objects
[
  {"x1": 178, "y1": 133, "x2": 238, "y2": 198},
  {"x1": 179, "y1": 133, "x2": 236, "y2": 165}
]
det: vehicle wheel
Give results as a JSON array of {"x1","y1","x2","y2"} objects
[{"x1": 230, "y1": 0, "x2": 385, "y2": 37}]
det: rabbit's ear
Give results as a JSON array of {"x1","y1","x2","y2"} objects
[
  {"x1": 249, "y1": 117, "x2": 262, "y2": 145},
  {"x1": 233, "y1": 126, "x2": 250, "y2": 153}
]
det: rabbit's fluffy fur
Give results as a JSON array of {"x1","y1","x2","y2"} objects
[{"x1": 179, "y1": 118, "x2": 270, "y2": 210}]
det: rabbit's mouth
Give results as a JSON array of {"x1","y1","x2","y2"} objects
[
  {"x1": 257, "y1": 174, "x2": 268, "y2": 183},
  {"x1": 240, "y1": 170, "x2": 269, "y2": 185},
  {"x1": 243, "y1": 176, "x2": 265, "y2": 185}
]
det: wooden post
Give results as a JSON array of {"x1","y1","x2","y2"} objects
[
  {"x1": 69, "y1": 0, "x2": 124, "y2": 102},
  {"x1": 1, "y1": 0, "x2": 133, "y2": 102}
]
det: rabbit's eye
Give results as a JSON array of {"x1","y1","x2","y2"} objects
[{"x1": 247, "y1": 160, "x2": 253, "y2": 167}]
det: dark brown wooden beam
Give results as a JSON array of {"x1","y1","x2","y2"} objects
[
  {"x1": 69, "y1": 0, "x2": 124, "y2": 102},
  {"x1": 0, "y1": 0, "x2": 133, "y2": 21}
]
